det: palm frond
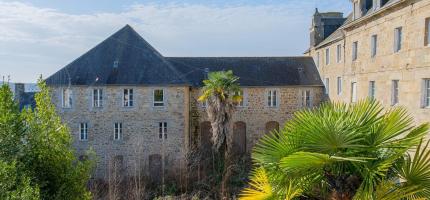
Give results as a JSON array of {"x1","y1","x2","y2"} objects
[{"x1": 240, "y1": 167, "x2": 275, "y2": 200}]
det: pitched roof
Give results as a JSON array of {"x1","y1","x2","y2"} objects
[
  {"x1": 46, "y1": 25, "x2": 187, "y2": 86},
  {"x1": 166, "y1": 57, "x2": 323, "y2": 87}
]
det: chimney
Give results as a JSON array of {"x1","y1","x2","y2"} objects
[
  {"x1": 14, "y1": 83, "x2": 25, "y2": 102},
  {"x1": 310, "y1": 9, "x2": 346, "y2": 47}
]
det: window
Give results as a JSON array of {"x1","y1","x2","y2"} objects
[
  {"x1": 325, "y1": 48, "x2": 330, "y2": 65},
  {"x1": 153, "y1": 89, "x2": 164, "y2": 107},
  {"x1": 425, "y1": 18, "x2": 430, "y2": 46},
  {"x1": 369, "y1": 81, "x2": 376, "y2": 99},
  {"x1": 123, "y1": 89, "x2": 133, "y2": 107},
  {"x1": 337, "y1": 77, "x2": 342, "y2": 95},
  {"x1": 336, "y1": 44, "x2": 342, "y2": 63},
  {"x1": 235, "y1": 90, "x2": 245, "y2": 107},
  {"x1": 352, "y1": 41, "x2": 358, "y2": 61},
  {"x1": 93, "y1": 89, "x2": 103, "y2": 107},
  {"x1": 315, "y1": 52, "x2": 320, "y2": 67},
  {"x1": 267, "y1": 90, "x2": 278, "y2": 107},
  {"x1": 391, "y1": 80, "x2": 399, "y2": 105},
  {"x1": 371, "y1": 35, "x2": 378, "y2": 57},
  {"x1": 351, "y1": 82, "x2": 357, "y2": 103},
  {"x1": 325, "y1": 78, "x2": 330, "y2": 95},
  {"x1": 302, "y1": 90, "x2": 312, "y2": 108},
  {"x1": 158, "y1": 122, "x2": 167, "y2": 139},
  {"x1": 62, "y1": 88, "x2": 72, "y2": 108},
  {"x1": 79, "y1": 123, "x2": 88, "y2": 141},
  {"x1": 394, "y1": 27, "x2": 402, "y2": 52},
  {"x1": 423, "y1": 79, "x2": 430, "y2": 108},
  {"x1": 114, "y1": 123, "x2": 122, "y2": 140}
]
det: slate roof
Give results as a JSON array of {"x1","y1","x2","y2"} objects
[{"x1": 46, "y1": 25, "x2": 323, "y2": 87}]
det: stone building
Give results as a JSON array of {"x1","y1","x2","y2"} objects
[
  {"x1": 45, "y1": 25, "x2": 324, "y2": 181},
  {"x1": 306, "y1": 0, "x2": 430, "y2": 125}
]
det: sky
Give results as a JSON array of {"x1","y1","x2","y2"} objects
[{"x1": 0, "y1": 0, "x2": 351, "y2": 83}]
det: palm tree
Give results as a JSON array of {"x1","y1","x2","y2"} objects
[
  {"x1": 240, "y1": 100, "x2": 430, "y2": 200},
  {"x1": 198, "y1": 70, "x2": 242, "y2": 198}
]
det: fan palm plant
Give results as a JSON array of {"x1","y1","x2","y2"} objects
[{"x1": 240, "y1": 100, "x2": 430, "y2": 200}]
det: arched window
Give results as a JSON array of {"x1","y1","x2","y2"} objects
[
  {"x1": 265, "y1": 121, "x2": 280, "y2": 135},
  {"x1": 233, "y1": 121, "x2": 247, "y2": 155}
]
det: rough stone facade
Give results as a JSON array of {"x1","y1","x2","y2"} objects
[{"x1": 307, "y1": 0, "x2": 430, "y2": 126}]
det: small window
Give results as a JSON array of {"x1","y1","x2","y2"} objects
[
  {"x1": 153, "y1": 89, "x2": 164, "y2": 107},
  {"x1": 352, "y1": 41, "x2": 358, "y2": 61},
  {"x1": 62, "y1": 88, "x2": 72, "y2": 108},
  {"x1": 93, "y1": 89, "x2": 103, "y2": 107},
  {"x1": 423, "y1": 79, "x2": 430, "y2": 108},
  {"x1": 336, "y1": 44, "x2": 342, "y2": 63},
  {"x1": 337, "y1": 77, "x2": 342, "y2": 95},
  {"x1": 114, "y1": 122, "x2": 122, "y2": 140},
  {"x1": 301, "y1": 90, "x2": 312, "y2": 108},
  {"x1": 325, "y1": 78, "x2": 330, "y2": 95},
  {"x1": 425, "y1": 18, "x2": 430, "y2": 46},
  {"x1": 80, "y1": 123, "x2": 88, "y2": 141},
  {"x1": 369, "y1": 81, "x2": 376, "y2": 99},
  {"x1": 113, "y1": 60, "x2": 119, "y2": 68},
  {"x1": 351, "y1": 82, "x2": 357, "y2": 103},
  {"x1": 235, "y1": 90, "x2": 245, "y2": 107},
  {"x1": 315, "y1": 52, "x2": 320, "y2": 68},
  {"x1": 325, "y1": 48, "x2": 330, "y2": 65},
  {"x1": 394, "y1": 27, "x2": 403, "y2": 52},
  {"x1": 391, "y1": 80, "x2": 399, "y2": 105},
  {"x1": 123, "y1": 89, "x2": 133, "y2": 107},
  {"x1": 158, "y1": 122, "x2": 167, "y2": 139},
  {"x1": 267, "y1": 90, "x2": 278, "y2": 107},
  {"x1": 371, "y1": 35, "x2": 378, "y2": 58}
]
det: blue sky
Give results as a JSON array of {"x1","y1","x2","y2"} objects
[{"x1": 0, "y1": 0, "x2": 351, "y2": 82}]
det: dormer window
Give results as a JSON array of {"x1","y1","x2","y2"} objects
[{"x1": 113, "y1": 60, "x2": 119, "y2": 68}]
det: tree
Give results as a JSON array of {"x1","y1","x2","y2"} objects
[
  {"x1": 240, "y1": 100, "x2": 430, "y2": 200},
  {"x1": 0, "y1": 160, "x2": 40, "y2": 200},
  {"x1": 198, "y1": 70, "x2": 242, "y2": 198}
]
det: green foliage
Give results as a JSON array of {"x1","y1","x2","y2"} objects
[
  {"x1": 0, "y1": 160, "x2": 40, "y2": 200},
  {"x1": 0, "y1": 81, "x2": 94, "y2": 200},
  {"x1": 241, "y1": 100, "x2": 430, "y2": 200},
  {"x1": 198, "y1": 70, "x2": 242, "y2": 103}
]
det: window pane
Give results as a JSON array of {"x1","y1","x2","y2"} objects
[
  {"x1": 273, "y1": 91, "x2": 277, "y2": 106},
  {"x1": 326, "y1": 48, "x2": 330, "y2": 65},
  {"x1": 154, "y1": 89, "x2": 164, "y2": 106},
  {"x1": 351, "y1": 82, "x2": 357, "y2": 103},
  {"x1": 425, "y1": 80, "x2": 430, "y2": 107},
  {"x1": 371, "y1": 35, "x2": 377, "y2": 57},
  {"x1": 394, "y1": 27, "x2": 402, "y2": 52},
  {"x1": 392, "y1": 80, "x2": 399, "y2": 105},
  {"x1": 337, "y1": 77, "x2": 342, "y2": 95}
]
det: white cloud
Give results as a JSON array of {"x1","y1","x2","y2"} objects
[{"x1": 0, "y1": 1, "x2": 350, "y2": 83}]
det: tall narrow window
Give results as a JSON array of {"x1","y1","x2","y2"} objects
[
  {"x1": 423, "y1": 79, "x2": 430, "y2": 108},
  {"x1": 391, "y1": 80, "x2": 399, "y2": 105},
  {"x1": 425, "y1": 18, "x2": 430, "y2": 46},
  {"x1": 352, "y1": 41, "x2": 358, "y2": 61},
  {"x1": 369, "y1": 81, "x2": 376, "y2": 99},
  {"x1": 371, "y1": 35, "x2": 378, "y2": 57},
  {"x1": 336, "y1": 44, "x2": 342, "y2": 63},
  {"x1": 267, "y1": 90, "x2": 278, "y2": 107},
  {"x1": 316, "y1": 52, "x2": 320, "y2": 68},
  {"x1": 351, "y1": 82, "x2": 357, "y2": 103},
  {"x1": 394, "y1": 27, "x2": 402, "y2": 52},
  {"x1": 93, "y1": 89, "x2": 103, "y2": 107},
  {"x1": 325, "y1": 78, "x2": 330, "y2": 95},
  {"x1": 80, "y1": 123, "x2": 88, "y2": 141},
  {"x1": 302, "y1": 90, "x2": 312, "y2": 108},
  {"x1": 158, "y1": 122, "x2": 167, "y2": 139},
  {"x1": 123, "y1": 89, "x2": 133, "y2": 107},
  {"x1": 62, "y1": 88, "x2": 72, "y2": 108},
  {"x1": 235, "y1": 90, "x2": 244, "y2": 107},
  {"x1": 325, "y1": 48, "x2": 330, "y2": 65},
  {"x1": 153, "y1": 89, "x2": 164, "y2": 107},
  {"x1": 114, "y1": 123, "x2": 122, "y2": 140},
  {"x1": 337, "y1": 77, "x2": 342, "y2": 95}
]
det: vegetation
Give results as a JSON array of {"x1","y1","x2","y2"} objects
[
  {"x1": 241, "y1": 100, "x2": 430, "y2": 200},
  {"x1": 198, "y1": 70, "x2": 242, "y2": 198},
  {"x1": 0, "y1": 80, "x2": 94, "y2": 200}
]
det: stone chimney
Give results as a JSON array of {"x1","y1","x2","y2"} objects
[
  {"x1": 14, "y1": 83, "x2": 25, "y2": 102},
  {"x1": 310, "y1": 9, "x2": 346, "y2": 47}
]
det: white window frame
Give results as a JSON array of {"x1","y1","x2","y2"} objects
[
  {"x1": 79, "y1": 123, "x2": 88, "y2": 141},
  {"x1": 153, "y1": 89, "x2": 165, "y2": 107},
  {"x1": 336, "y1": 44, "x2": 342, "y2": 63},
  {"x1": 423, "y1": 79, "x2": 430, "y2": 108},
  {"x1": 267, "y1": 89, "x2": 279, "y2": 107},
  {"x1": 337, "y1": 77, "x2": 342, "y2": 95},
  {"x1": 391, "y1": 80, "x2": 399, "y2": 105},
  {"x1": 352, "y1": 41, "x2": 358, "y2": 61},
  {"x1": 351, "y1": 82, "x2": 357, "y2": 103},
  {"x1": 325, "y1": 48, "x2": 330, "y2": 65},
  {"x1": 302, "y1": 90, "x2": 312, "y2": 108},
  {"x1": 371, "y1": 34, "x2": 377, "y2": 58},
  {"x1": 325, "y1": 78, "x2": 330, "y2": 95},
  {"x1": 114, "y1": 122, "x2": 122, "y2": 141},
  {"x1": 394, "y1": 27, "x2": 402, "y2": 53},
  {"x1": 369, "y1": 81, "x2": 376, "y2": 99},
  {"x1": 235, "y1": 90, "x2": 246, "y2": 107},
  {"x1": 158, "y1": 122, "x2": 167, "y2": 139},
  {"x1": 62, "y1": 88, "x2": 72, "y2": 108},
  {"x1": 123, "y1": 88, "x2": 133, "y2": 107},
  {"x1": 93, "y1": 88, "x2": 103, "y2": 108}
]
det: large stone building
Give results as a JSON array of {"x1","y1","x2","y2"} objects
[
  {"x1": 306, "y1": 0, "x2": 430, "y2": 125},
  {"x1": 45, "y1": 25, "x2": 324, "y2": 182}
]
